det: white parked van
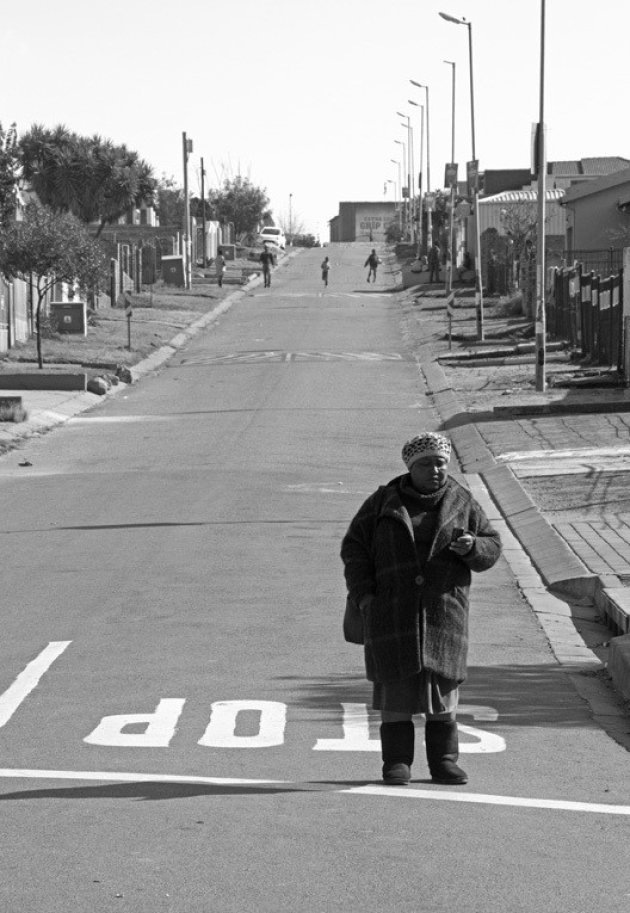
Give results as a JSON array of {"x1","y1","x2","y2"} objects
[{"x1": 259, "y1": 226, "x2": 286, "y2": 250}]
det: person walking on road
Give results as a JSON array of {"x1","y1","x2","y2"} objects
[
  {"x1": 364, "y1": 249, "x2": 381, "y2": 283},
  {"x1": 259, "y1": 243, "x2": 276, "y2": 288},
  {"x1": 341, "y1": 432, "x2": 502, "y2": 787},
  {"x1": 321, "y1": 256, "x2": 331, "y2": 287},
  {"x1": 428, "y1": 242, "x2": 441, "y2": 283},
  {"x1": 215, "y1": 248, "x2": 226, "y2": 288}
]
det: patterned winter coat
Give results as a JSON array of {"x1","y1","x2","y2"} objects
[{"x1": 340, "y1": 474, "x2": 501, "y2": 684}]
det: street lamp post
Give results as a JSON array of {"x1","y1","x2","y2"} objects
[
  {"x1": 386, "y1": 177, "x2": 396, "y2": 229},
  {"x1": 444, "y1": 60, "x2": 456, "y2": 296},
  {"x1": 535, "y1": 0, "x2": 547, "y2": 391},
  {"x1": 398, "y1": 111, "x2": 413, "y2": 242},
  {"x1": 400, "y1": 122, "x2": 415, "y2": 242},
  {"x1": 390, "y1": 159, "x2": 402, "y2": 233},
  {"x1": 440, "y1": 11, "x2": 485, "y2": 340},
  {"x1": 289, "y1": 192, "x2": 293, "y2": 246},
  {"x1": 394, "y1": 139, "x2": 407, "y2": 238},
  {"x1": 182, "y1": 132, "x2": 193, "y2": 290},
  {"x1": 200, "y1": 156, "x2": 206, "y2": 269},
  {"x1": 410, "y1": 80, "x2": 432, "y2": 249},
  {"x1": 408, "y1": 100, "x2": 424, "y2": 257}
]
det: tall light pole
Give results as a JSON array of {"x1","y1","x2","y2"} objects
[
  {"x1": 182, "y1": 132, "x2": 193, "y2": 289},
  {"x1": 200, "y1": 156, "x2": 206, "y2": 269},
  {"x1": 398, "y1": 111, "x2": 413, "y2": 242},
  {"x1": 409, "y1": 80, "x2": 431, "y2": 192},
  {"x1": 440, "y1": 10, "x2": 484, "y2": 339},
  {"x1": 409, "y1": 100, "x2": 425, "y2": 257},
  {"x1": 391, "y1": 158, "x2": 402, "y2": 232},
  {"x1": 386, "y1": 178, "x2": 396, "y2": 229},
  {"x1": 444, "y1": 60, "x2": 456, "y2": 296},
  {"x1": 535, "y1": 0, "x2": 547, "y2": 391},
  {"x1": 289, "y1": 192, "x2": 293, "y2": 246},
  {"x1": 394, "y1": 138, "x2": 407, "y2": 238},
  {"x1": 410, "y1": 79, "x2": 432, "y2": 249}
]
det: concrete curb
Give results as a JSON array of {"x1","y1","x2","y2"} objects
[
  {"x1": 608, "y1": 635, "x2": 630, "y2": 700},
  {"x1": 493, "y1": 397, "x2": 630, "y2": 417},
  {"x1": 439, "y1": 341, "x2": 567, "y2": 360},
  {"x1": 422, "y1": 360, "x2": 596, "y2": 595},
  {"x1": 0, "y1": 372, "x2": 88, "y2": 391}
]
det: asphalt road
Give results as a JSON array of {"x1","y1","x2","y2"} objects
[{"x1": 0, "y1": 244, "x2": 629, "y2": 912}]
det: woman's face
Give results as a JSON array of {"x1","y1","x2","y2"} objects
[{"x1": 409, "y1": 455, "x2": 449, "y2": 493}]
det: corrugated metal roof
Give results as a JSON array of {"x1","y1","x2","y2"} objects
[{"x1": 479, "y1": 189, "x2": 565, "y2": 204}]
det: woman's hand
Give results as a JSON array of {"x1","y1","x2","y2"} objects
[{"x1": 449, "y1": 533, "x2": 475, "y2": 556}]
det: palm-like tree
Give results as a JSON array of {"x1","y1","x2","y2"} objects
[{"x1": 19, "y1": 125, "x2": 156, "y2": 232}]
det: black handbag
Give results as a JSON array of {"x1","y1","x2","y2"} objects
[{"x1": 343, "y1": 595, "x2": 364, "y2": 645}]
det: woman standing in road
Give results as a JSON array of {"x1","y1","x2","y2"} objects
[
  {"x1": 340, "y1": 432, "x2": 501, "y2": 786},
  {"x1": 321, "y1": 256, "x2": 331, "y2": 286}
]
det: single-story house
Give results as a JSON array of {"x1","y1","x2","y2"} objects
[
  {"x1": 329, "y1": 202, "x2": 397, "y2": 242},
  {"x1": 561, "y1": 165, "x2": 630, "y2": 253}
]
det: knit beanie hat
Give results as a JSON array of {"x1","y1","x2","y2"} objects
[{"x1": 402, "y1": 432, "x2": 451, "y2": 469}]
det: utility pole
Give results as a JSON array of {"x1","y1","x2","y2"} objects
[
  {"x1": 444, "y1": 60, "x2": 456, "y2": 297},
  {"x1": 182, "y1": 132, "x2": 193, "y2": 289},
  {"x1": 200, "y1": 156, "x2": 206, "y2": 269},
  {"x1": 289, "y1": 192, "x2": 293, "y2": 245},
  {"x1": 535, "y1": 0, "x2": 547, "y2": 391}
]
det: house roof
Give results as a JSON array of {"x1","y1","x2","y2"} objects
[
  {"x1": 549, "y1": 157, "x2": 630, "y2": 176},
  {"x1": 479, "y1": 189, "x2": 565, "y2": 204},
  {"x1": 562, "y1": 165, "x2": 630, "y2": 203}
]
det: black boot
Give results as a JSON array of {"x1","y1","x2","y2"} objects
[
  {"x1": 425, "y1": 720, "x2": 468, "y2": 785},
  {"x1": 380, "y1": 721, "x2": 415, "y2": 785}
]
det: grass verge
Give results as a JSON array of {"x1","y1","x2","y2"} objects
[{"x1": 0, "y1": 280, "x2": 234, "y2": 372}]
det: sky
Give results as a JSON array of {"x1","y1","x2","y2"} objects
[{"x1": 4, "y1": 0, "x2": 630, "y2": 239}]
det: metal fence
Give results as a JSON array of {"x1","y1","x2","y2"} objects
[
  {"x1": 562, "y1": 248, "x2": 623, "y2": 277},
  {"x1": 550, "y1": 264, "x2": 624, "y2": 368}
]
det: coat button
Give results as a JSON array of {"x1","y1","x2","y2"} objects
[{"x1": 415, "y1": 575, "x2": 424, "y2": 586}]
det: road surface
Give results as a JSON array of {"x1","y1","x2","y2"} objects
[{"x1": 0, "y1": 244, "x2": 628, "y2": 912}]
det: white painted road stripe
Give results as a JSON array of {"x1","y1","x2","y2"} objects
[
  {"x1": 346, "y1": 785, "x2": 630, "y2": 816},
  {"x1": 0, "y1": 642, "x2": 71, "y2": 728},
  {"x1": 0, "y1": 768, "x2": 287, "y2": 786},
  {"x1": 1, "y1": 771, "x2": 627, "y2": 815}
]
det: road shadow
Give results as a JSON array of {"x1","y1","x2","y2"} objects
[
  {"x1": 275, "y1": 664, "x2": 600, "y2": 730},
  {"x1": 0, "y1": 778, "x2": 377, "y2": 802},
  {"x1": 351, "y1": 288, "x2": 399, "y2": 294}
]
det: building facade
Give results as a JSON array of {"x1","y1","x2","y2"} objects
[
  {"x1": 329, "y1": 202, "x2": 397, "y2": 242},
  {"x1": 561, "y1": 166, "x2": 630, "y2": 253}
]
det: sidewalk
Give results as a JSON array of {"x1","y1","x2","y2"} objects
[
  {"x1": 401, "y1": 286, "x2": 630, "y2": 703},
  {"x1": 0, "y1": 249, "x2": 299, "y2": 456}
]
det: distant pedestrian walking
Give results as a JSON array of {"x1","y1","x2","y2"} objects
[
  {"x1": 321, "y1": 256, "x2": 331, "y2": 286},
  {"x1": 365, "y1": 249, "x2": 381, "y2": 283},
  {"x1": 428, "y1": 242, "x2": 441, "y2": 283},
  {"x1": 259, "y1": 243, "x2": 276, "y2": 288},
  {"x1": 215, "y1": 248, "x2": 226, "y2": 288}
]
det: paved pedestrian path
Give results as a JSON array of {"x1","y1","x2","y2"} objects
[{"x1": 399, "y1": 285, "x2": 630, "y2": 699}]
